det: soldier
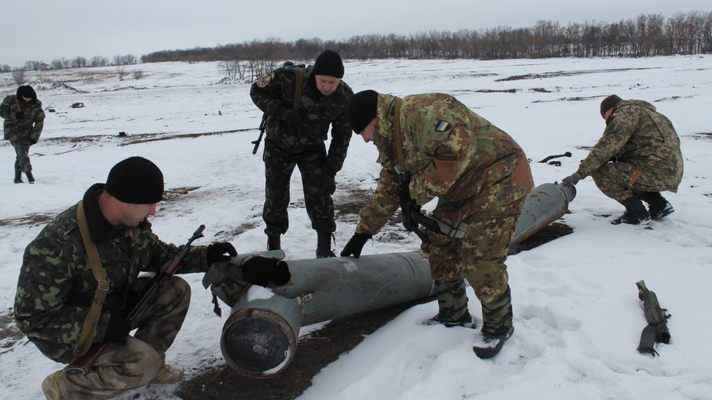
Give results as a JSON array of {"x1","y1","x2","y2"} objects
[
  {"x1": 250, "y1": 50, "x2": 353, "y2": 257},
  {"x1": 14, "y1": 156, "x2": 287, "y2": 399},
  {"x1": 341, "y1": 90, "x2": 534, "y2": 358},
  {"x1": 1, "y1": 85, "x2": 45, "y2": 183},
  {"x1": 562, "y1": 95, "x2": 684, "y2": 224}
]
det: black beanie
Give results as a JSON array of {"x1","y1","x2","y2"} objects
[
  {"x1": 17, "y1": 85, "x2": 37, "y2": 101},
  {"x1": 347, "y1": 90, "x2": 379, "y2": 134},
  {"x1": 105, "y1": 156, "x2": 164, "y2": 204},
  {"x1": 600, "y1": 94, "x2": 622, "y2": 116},
  {"x1": 312, "y1": 50, "x2": 344, "y2": 78}
]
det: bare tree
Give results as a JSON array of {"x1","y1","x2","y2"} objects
[{"x1": 12, "y1": 69, "x2": 26, "y2": 85}]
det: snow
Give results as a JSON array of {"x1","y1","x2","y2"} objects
[{"x1": 1, "y1": 55, "x2": 712, "y2": 399}]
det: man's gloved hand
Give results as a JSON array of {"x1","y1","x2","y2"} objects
[
  {"x1": 340, "y1": 233, "x2": 372, "y2": 258},
  {"x1": 206, "y1": 242, "x2": 237, "y2": 265},
  {"x1": 280, "y1": 108, "x2": 303, "y2": 129},
  {"x1": 561, "y1": 172, "x2": 581, "y2": 186},
  {"x1": 105, "y1": 312, "x2": 131, "y2": 345},
  {"x1": 323, "y1": 174, "x2": 336, "y2": 195},
  {"x1": 401, "y1": 199, "x2": 422, "y2": 232},
  {"x1": 241, "y1": 256, "x2": 291, "y2": 287}
]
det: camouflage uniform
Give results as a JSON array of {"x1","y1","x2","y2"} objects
[
  {"x1": 575, "y1": 100, "x2": 683, "y2": 203},
  {"x1": 14, "y1": 184, "x2": 208, "y2": 399},
  {"x1": 0, "y1": 94, "x2": 45, "y2": 177},
  {"x1": 355, "y1": 93, "x2": 533, "y2": 335},
  {"x1": 250, "y1": 63, "x2": 353, "y2": 236}
]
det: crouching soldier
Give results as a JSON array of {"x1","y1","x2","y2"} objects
[
  {"x1": 14, "y1": 156, "x2": 284, "y2": 399},
  {"x1": 341, "y1": 90, "x2": 533, "y2": 358},
  {"x1": 562, "y1": 95, "x2": 684, "y2": 224}
]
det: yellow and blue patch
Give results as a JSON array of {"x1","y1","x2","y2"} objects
[{"x1": 434, "y1": 120, "x2": 450, "y2": 132}]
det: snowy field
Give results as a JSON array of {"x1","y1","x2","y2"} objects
[{"x1": 1, "y1": 55, "x2": 711, "y2": 399}]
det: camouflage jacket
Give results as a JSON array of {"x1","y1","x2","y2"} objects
[
  {"x1": 250, "y1": 63, "x2": 353, "y2": 173},
  {"x1": 13, "y1": 184, "x2": 208, "y2": 364},
  {"x1": 356, "y1": 93, "x2": 532, "y2": 234},
  {"x1": 0, "y1": 95, "x2": 45, "y2": 142},
  {"x1": 576, "y1": 100, "x2": 683, "y2": 191}
]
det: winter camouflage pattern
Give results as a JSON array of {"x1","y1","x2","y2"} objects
[
  {"x1": 14, "y1": 190, "x2": 208, "y2": 364},
  {"x1": 355, "y1": 93, "x2": 533, "y2": 307},
  {"x1": 576, "y1": 100, "x2": 683, "y2": 202},
  {"x1": 251, "y1": 63, "x2": 353, "y2": 235},
  {"x1": 250, "y1": 63, "x2": 353, "y2": 171},
  {"x1": 262, "y1": 140, "x2": 336, "y2": 234},
  {"x1": 46, "y1": 277, "x2": 190, "y2": 399},
  {"x1": 1, "y1": 95, "x2": 45, "y2": 174}
]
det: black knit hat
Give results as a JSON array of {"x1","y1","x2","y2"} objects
[
  {"x1": 16, "y1": 85, "x2": 37, "y2": 101},
  {"x1": 347, "y1": 90, "x2": 379, "y2": 134},
  {"x1": 105, "y1": 156, "x2": 164, "y2": 204},
  {"x1": 312, "y1": 50, "x2": 344, "y2": 78},
  {"x1": 600, "y1": 94, "x2": 622, "y2": 116}
]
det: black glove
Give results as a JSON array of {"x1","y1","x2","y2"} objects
[
  {"x1": 206, "y1": 242, "x2": 237, "y2": 265},
  {"x1": 561, "y1": 172, "x2": 581, "y2": 186},
  {"x1": 401, "y1": 199, "x2": 422, "y2": 232},
  {"x1": 15, "y1": 111, "x2": 23, "y2": 120},
  {"x1": 241, "y1": 256, "x2": 291, "y2": 287},
  {"x1": 105, "y1": 312, "x2": 131, "y2": 345},
  {"x1": 324, "y1": 174, "x2": 336, "y2": 195},
  {"x1": 280, "y1": 108, "x2": 303, "y2": 129},
  {"x1": 340, "y1": 233, "x2": 372, "y2": 258}
]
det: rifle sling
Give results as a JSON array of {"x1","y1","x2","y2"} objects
[{"x1": 75, "y1": 202, "x2": 110, "y2": 358}]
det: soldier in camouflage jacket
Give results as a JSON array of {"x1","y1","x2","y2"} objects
[
  {"x1": 562, "y1": 95, "x2": 684, "y2": 225},
  {"x1": 13, "y1": 156, "x2": 274, "y2": 399},
  {"x1": 250, "y1": 50, "x2": 353, "y2": 257},
  {"x1": 342, "y1": 90, "x2": 534, "y2": 358},
  {"x1": 0, "y1": 85, "x2": 45, "y2": 183}
]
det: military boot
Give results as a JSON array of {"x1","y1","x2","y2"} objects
[
  {"x1": 473, "y1": 287, "x2": 514, "y2": 359},
  {"x1": 315, "y1": 231, "x2": 335, "y2": 258},
  {"x1": 26, "y1": 171, "x2": 35, "y2": 184},
  {"x1": 41, "y1": 370, "x2": 64, "y2": 400},
  {"x1": 14, "y1": 169, "x2": 22, "y2": 184},
  {"x1": 640, "y1": 192, "x2": 674, "y2": 221},
  {"x1": 611, "y1": 196, "x2": 651, "y2": 225},
  {"x1": 267, "y1": 234, "x2": 281, "y2": 251},
  {"x1": 426, "y1": 279, "x2": 473, "y2": 328}
]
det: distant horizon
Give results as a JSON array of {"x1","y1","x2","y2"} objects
[{"x1": 1, "y1": 1, "x2": 710, "y2": 68}]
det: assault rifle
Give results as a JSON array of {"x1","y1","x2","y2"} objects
[
  {"x1": 398, "y1": 171, "x2": 467, "y2": 244},
  {"x1": 635, "y1": 280, "x2": 671, "y2": 356},
  {"x1": 66, "y1": 225, "x2": 205, "y2": 375},
  {"x1": 251, "y1": 114, "x2": 268, "y2": 154}
]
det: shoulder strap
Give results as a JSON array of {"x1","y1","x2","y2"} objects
[
  {"x1": 75, "y1": 202, "x2": 109, "y2": 357},
  {"x1": 293, "y1": 67, "x2": 305, "y2": 110},
  {"x1": 389, "y1": 98, "x2": 406, "y2": 172}
]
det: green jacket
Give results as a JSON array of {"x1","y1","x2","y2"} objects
[
  {"x1": 13, "y1": 184, "x2": 208, "y2": 363},
  {"x1": 250, "y1": 63, "x2": 353, "y2": 173},
  {"x1": 576, "y1": 100, "x2": 683, "y2": 192},
  {"x1": 356, "y1": 93, "x2": 533, "y2": 234},
  {"x1": 1, "y1": 95, "x2": 45, "y2": 142}
]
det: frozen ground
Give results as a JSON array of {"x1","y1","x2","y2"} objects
[{"x1": 1, "y1": 55, "x2": 711, "y2": 399}]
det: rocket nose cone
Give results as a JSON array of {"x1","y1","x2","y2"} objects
[{"x1": 221, "y1": 311, "x2": 296, "y2": 378}]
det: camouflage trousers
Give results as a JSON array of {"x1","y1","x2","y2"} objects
[
  {"x1": 47, "y1": 276, "x2": 191, "y2": 399},
  {"x1": 10, "y1": 139, "x2": 32, "y2": 174},
  {"x1": 422, "y1": 153, "x2": 533, "y2": 306},
  {"x1": 591, "y1": 161, "x2": 675, "y2": 203},
  {"x1": 262, "y1": 140, "x2": 335, "y2": 234}
]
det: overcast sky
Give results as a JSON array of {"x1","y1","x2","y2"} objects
[{"x1": 1, "y1": 0, "x2": 710, "y2": 67}]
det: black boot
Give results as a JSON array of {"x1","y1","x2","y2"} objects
[
  {"x1": 611, "y1": 196, "x2": 651, "y2": 225},
  {"x1": 26, "y1": 171, "x2": 35, "y2": 184},
  {"x1": 473, "y1": 287, "x2": 514, "y2": 359},
  {"x1": 315, "y1": 231, "x2": 335, "y2": 258},
  {"x1": 267, "y1": 234, "x2": 281, "y2": 251},
  {"x1": 640, "y1": 192, "x2": 674, "y2": 221},
  {"x1": 426, "y1": 279, "x2": 473, "y2": 328},
  {"x1": 14, "y1": 169, "x2": 23, "y2": 184}
]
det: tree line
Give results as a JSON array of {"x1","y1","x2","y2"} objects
[
  {"x1": 0, "y1": 54, "x2": 138, "y2": 74},
  {"x1": 143, "y1": 11, "x2": 712, "y2": 63}
]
